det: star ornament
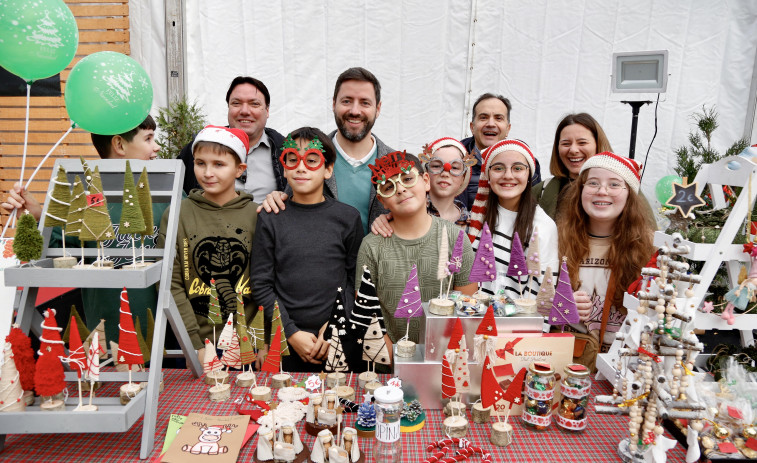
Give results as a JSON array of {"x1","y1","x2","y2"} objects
[{"x1": 666, "y1": 181, "x2": 705, "y2": 218}]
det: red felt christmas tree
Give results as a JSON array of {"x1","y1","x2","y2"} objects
[
  {"x1": 262, "y1": 325, "x2": 283, "y2": 373},
  {"x1": 446, "y1": 318, "x2": 464, "y2": 350},
  {"x1": 506, "y1": 231, "x2": 528, "y2": 281},
  {"x1": 441, "y1": 351, "x2": 456, "y2": 399},
  {"x1": 502, "y1": 367, "x2": 527, "y2": 409},
  {"x1": 40, "y1": 309, "x2": 65, "y2": 359},
  {"x1": 470, "y1": 222, "x2": 496, "y2": 283},
  {"x1": 67, "y1": 316, "x2": 87, "y2": 378},
  {"x1": 35, "y1": 344, "x2": 65, "y2": 398},
  {"x1": 6, "y1": 325, "x2": 35, "y2": 392},
  {"x1": 480, "y1": 356, "x2": 506, "y2": 409},
  {"x1": 549, "y1": 258, "x2": 580, "y2": 326},
  {"x1": 117, "y1": 288, "x2": 144, "y2": 367}
]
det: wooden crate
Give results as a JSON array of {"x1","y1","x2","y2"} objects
[{"x1": 0, "y1": 0, "x2": 130, "y2": 233}]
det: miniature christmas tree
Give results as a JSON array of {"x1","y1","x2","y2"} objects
[
  {"x1": 526, "y1": 226, "x2": 541, "y2": 279},
  {"x1": 349, "y1": 266, "x2": 384, "y2": 338},
  {"x1": 480, "y1": 356, "x2": 506, "y2": 409},
  {"x1": 207, "y1": 278, "x2": 223, "y2": 325},
  {"x1": 65, "y1": 175, "x2": 86, "y2": 241},
  {"x1": 220, "y1": 331, "x2": 242, "y2": 370},
  {"x1": 217, "y1": 313, "x2": 235, "y2": 350},
  {"x1": 502, "y1": 367, "x2": 526, "y2": 410},
  {"x1": 536, "y1": 266, "x2": 556, "y2": 317},
  {"x1": 436, "y1": 224, "x2": 450, "y2": 299},
  {"x1": 34, "y1": 344, "x2": 65, "y2": 399},
  {"x1": 62, "y1": 305, "x2": 90, "y2": 343},
  {"x1": 235, "y1": 292, "x2": 256, "y2": 366},
  {"x1": 136, "y1": 166, "x2": 154, "y2": 264},
  {"x1": 445, "y1": 230, "x2": 466, "y2": 297},
  {"x1": 6, "y1": 326, "x2": 35, "y2": 393},
  {"x1": 324, "y1": 288, "x2": 349, "y2": 341},
  {"x1": 249, "y1": 306, "x2": 266, "y2": 350},
  {"x1": 0, "y1": 342, "x2": 25, "y2": 411},
  {"x1": 470, "y1": 222, "x2": 496, "y2": 283},
  {"x1": 262, "y1": 325, "x2": 283, "y2": 373},
  {"x1": 12, "y1": 213, "x2": 43, "y2": 262},
  {"x1": 325, "y1": 325, "x2": 349, "y2": 372},
  {"x1": 79, "y1": 166, "x2": 115, "y2": 242},
  {"x1": 66, "y1": 315, "x2": 87, "y2": 409},
  {"x1": 117, "y1": 288, "x2": 144, "y2": 373},
  {"x1": 395, "y1": 264, "x2": 423, "y2": 342},
  {"x1": 85, "y1": 319, "x2": 108, "y2": 360},
  {"x1": 507, "y1": 231, "x2": 528, "y2": 294},
  {"x1": 40, "y1": 309, "x2": 65, "y2": 359},
  {"x1": 447, "y1": 318, "x2": 464, "y2": 350},
  {"x1": 44, "y1": 165, "x2": 71, "y2": 228},
  {"x1": 472, "y1": 305, "x2": 497, "y2": 364},
  {"x1": 357, "y1": 396, "x2": 376, "y2": 429},
  {"x1": 362, "y1": 314, "x2": 390, "y2": 367},
  {"x1": 119, "y1": 161, "x2": 146, "y2": 266},
  {"x1": 548, "y1": 258, "x2": 579, "y2": 326},
  {"x1": 453, "y1": 343, "x2": 470, "y2": 393},
  {"x1": 441, "y1": 351, "x2": 456, "y2": 399},
  {"x1": 134, "y1": 316, "x2": 151, "y2": 364},
  {"x1": 271, "y1": 301, "x2": 290, "y2": 357},
  {"x1": 84, "y1": 331, "x2": 103, "y2": 409}
]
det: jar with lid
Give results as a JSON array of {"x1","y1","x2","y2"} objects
[
  {"x1": 373, "y1": 386, "x2": 403, "y2": 463},
  {"x1": 522, "y1": 362, "x2": 555, "y2": 430},
  {"x1": 556, "y1": 363, "x2": 591, "y2": 431}
]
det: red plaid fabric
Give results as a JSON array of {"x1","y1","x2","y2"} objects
[{"x1": 1, "y1": 370, "x2": 688, "y2": 462}]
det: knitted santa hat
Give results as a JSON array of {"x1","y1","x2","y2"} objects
[
  {"x1": 420, "y1": 137, "x2": 476, "y2": 197},
  {"x1": 468, "y1": 138, "x2": 536, "y2": 241},
  {"x1": 192, "y1": 125, "x2": 250, "y2": 163},
  {"x1": 579, "y1": 151, "x2": 642, "y2": 193}
]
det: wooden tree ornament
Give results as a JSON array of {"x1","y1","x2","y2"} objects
[
  {"x1": 217, "y1": 313, "x2": 235, "y2": 350},
  {"x1": 350, "y1": 266, "x2": 385, "y2": 377},
  {"x1": 66, "y1": 176, "x2": 86, "y2": 265},
  {"x1": 84, "y1": 319, "x2": 108, "y2": 360},
  {"x1": 436, "y1": 224, "x2": 450, "y2": 299},
  {"x1": 271, "y1": 301, "x2": 290, "y2": 357},
  {"x1": 79, "y1": 166, "x2": 114, "y2": 243},
  {"x1": 362, "y1": 314, "x2": 390, "y2": 373},
  {"x1": 136, "y1": 166, "x2": 154, "y2": 265},
  {"x1": 536, "y1": 265, "x2": 555, "y2": 317},
  {"x1": 62, "y1": 305, "x2": 90, "y2": 343}
]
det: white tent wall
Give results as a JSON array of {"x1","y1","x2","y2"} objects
[{"x1": 129, "y1": 0, "x2": 757, "y2": 206}]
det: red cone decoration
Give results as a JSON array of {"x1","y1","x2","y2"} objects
[
  {"x1": 502, "y1": 367, "x2": 527, "y2": 409},
  {"x1": 447, "y1": 318, "x2": 464, "y2": 350},
  {"x1": 40, "y1": 309, "x2": 65, "y2": 358},
  {"x1": 262, "y1": 325, "x2": 283, "y2": 373},
  {"x1": 35, "y1": 345, "x2": 65, "y2": 397},
  {"x1": 67, "y1": 316, "x2": 87, "y2": 379},
  {"x1": 6, "y1": 326, "x2": 35, "y2": 391},
  {"x1": 441, "y1": 353, "x2": 456, "y2": 399},
  {"x1": 476, "y1": 305, "x2": 497, "y2": 336},
  {"x1": 117, "y1": 288, "x2": 144, "y2": 366},
  {"x1": 480, "y1": 356, "x2": 506, "y2": 409}
]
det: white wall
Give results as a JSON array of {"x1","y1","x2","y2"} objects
[{"x1": 130, "y1": 0, "x2": 757, "y2": 202}]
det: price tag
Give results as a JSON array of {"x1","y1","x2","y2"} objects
[
  {"x1": 665, "y1": 181, "x2": 705, "y2": 217},
  {"x1": 86, "y1": 193, "x2": 104, "y2": 207},
  {"x1": 304, "y1": 374, "x2": 321, "y2": 392},
  {"x1": 387, "y1": 377, "x2": 402, "y2": 388}
]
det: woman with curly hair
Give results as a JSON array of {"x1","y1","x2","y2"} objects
[
  {"x1": 557, "y1": 152, "x2": 655, "y2": 371},
  {"x1": 534, "y1": 112, "x2": 656, "y2": 227}
]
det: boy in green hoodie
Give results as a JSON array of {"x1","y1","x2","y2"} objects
[{"x1": 160, "y1": 125, "x2": 259, "y2": 365}]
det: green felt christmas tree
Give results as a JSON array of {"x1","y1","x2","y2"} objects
[
  {"x1": 45, "y1": 165, "x2": 71, "y2": 228},
  {"x1": 207, "y1": 278, "x2": 223, "y2": 325},
  {"x1": 79, "y1": 166, "x2": 115, "y2": 243},
  {"x1": 134, "y1": 316, "x2": 151, "y2": 364},
  {"x1": 65, "y1": 176, "x2": 85, "y2": 238},
  {"x1": 62, "y1": 305, "x2": 90, "y2": 343},
  {"x1": 119, "y1": 161, "x2": 146, "y2": 234},
  {"x1": 235, "y1": 291, "x2": 256, "y2": 367},
  {"x1": 13, "y1": 212, "x2": 43, "y2": 262},
  {"x1": 136, "y1": 167, "x2": 154, "y2": 265}
]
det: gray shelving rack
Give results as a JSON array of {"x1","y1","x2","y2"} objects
[{"x1": 1, "y1": 158, "x2": 202, "y2": 459}]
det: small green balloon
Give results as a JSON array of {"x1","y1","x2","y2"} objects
[
  {"x1": 64, "y1": 51, "x2": 153, "y2": 135},
  {"x1": 0, "y1": 0, "x2": 79, "y2": 82},
  {"x1": 655, "y1": 174, "x2": 683, "y2": 205}
]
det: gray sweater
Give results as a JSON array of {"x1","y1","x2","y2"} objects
[{"x1": 251, "y1": 196, "x2": 363, "y2": 340}]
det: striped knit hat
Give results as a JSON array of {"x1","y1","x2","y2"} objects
[
  {"x1": 579, "y1": 151, "x2": 642, "y2": 193},
  {"x1": 420, "y1": 137, "x2": 476, "y2": 197},
  {"x1": 468, "y1": 138, "x2": 536, "y2": 242}
]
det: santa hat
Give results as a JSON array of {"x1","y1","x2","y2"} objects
[
  {"x1": 420, "y1": 137, "x2": 475, "y2": 197},
  {"x1": 475, "y1": 306, "x2": 497, "y2": 336},
  {"x1": 446, "y1": 318, "x2": 464, "y2": 350},
  {"x1": 579, "y1": 151, "x2": 642, "y2": 193},
  {"x1": 192, "y1": 125, "x2": 250, "y2": 163},
  {"x1": 468, "y1": 138, "x2": 536, "y2": 241}
]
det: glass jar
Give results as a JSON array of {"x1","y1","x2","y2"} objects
[
  {"x1": 522, "y1": 362, "x2": 555, "y2": 430},
  {"x1": 373, "y1": 386, "x2": 403, "y2": 463},
  {"x1": 556, "y1": 363, "x2": 591, "y2": 431}
]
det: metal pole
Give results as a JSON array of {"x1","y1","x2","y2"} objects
[{"x1": 622, "y1": 100, "x2": 652, "y2": 159}]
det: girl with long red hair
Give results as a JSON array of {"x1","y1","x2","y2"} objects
[{"x1": 557, "y1": 152, "x2": 655, "y2": 371}]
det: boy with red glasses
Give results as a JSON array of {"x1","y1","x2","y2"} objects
[{"x1": 251, "y1": 127, "x2": 363, "y2": 372}]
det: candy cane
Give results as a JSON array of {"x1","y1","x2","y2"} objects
[
  {"x1": 480, "y1": 452, "x2": 492, "y2": 463},
  {"x1": 422, "y1": 445, "x2": 449, "y2": 463}
]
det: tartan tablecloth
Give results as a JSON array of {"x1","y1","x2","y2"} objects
[{"x1": 0, "y1": 369, "x2": 688, "y2": 462}]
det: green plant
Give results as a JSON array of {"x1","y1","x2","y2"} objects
[{"x1": 155, "y1": 97, "x2": 206, "y2": 160}]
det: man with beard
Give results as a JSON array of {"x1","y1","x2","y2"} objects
[
  {"x1": 458, "y1": 93, "x2": 541, "y2": 209},
  {"x1": 178, "y1": 76, "x2": 286, "y2": 203},
  {"x1": 260, "y1": 67, "x2": 394, "y2": 234}
]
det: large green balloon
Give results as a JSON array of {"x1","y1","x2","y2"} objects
[
  {"x1": 0, "y1": 0, "x2": 79, "y2": 82},
  {"x1": 655, "y1": 174, "x2": 683, "y2": 205},
  {"x1": 65, "y1": 51, "x2": 153, "y2": 135}
]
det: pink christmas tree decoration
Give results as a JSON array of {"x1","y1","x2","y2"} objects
[
  {"x1": 395, "y1": 264, "x2": 423, "y2": 342},
  {"x1": 507, "y1": 231, "x2": 528, "y2": 280},
  {"x1": 549, "y1": 258, "x2": 579, "y2": 326},
  {"x1": 470, "y1": 223, "x2": 496, "y2": 283}
]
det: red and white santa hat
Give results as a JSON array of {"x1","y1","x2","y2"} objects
[
  {"x1": 423, "y1": 137, "x2": 471, "y2": 197},
  {"x1": 192, "y1": 125, "x2": 250, "y2": 163},
  {"x1": 579, "y1": 151, "x2": 642, "y2": 193},
  {"x1": 468, "y1": 138, "x2": 536, "y2": 241}
]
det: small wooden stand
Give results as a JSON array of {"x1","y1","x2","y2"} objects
[
  {"x1": 305, "y1": 421, "x2": 339, "y2": 438},
  {"x1": 357, "y1": 371, "x2": 377, "y2": 388},
  {"x1": 271, "y1": 373, "x2": 292, "y2": 389},
  {"x1": 91, "y1": 260, "x2": 114, "y2": 269},
  {"x1": 208, "y1": 383, "x2": 231, "y2": 402},
  {"x1": 442, "y1": 415, "x2": 468, "y2": 438},
  {"x1": 335, "y1": 386, "x2": 355, "y2": 402},
  {"x1": 40, "y1": 398, "x2": 65, "y2": 412},
  {"x1": 22, "y1": 390, "x2": 34, "y2": 406},
  {"x1": 250, "y1": 386, "x2": 272, "y2": 401},
  {"x1": 235, "y1": 371, "x2": 255, "y2": 388},
  {"x1": 203, "y1": 370, "x2": 229, "y2": 386},
  {"x1": 490, "y1": 421, "x2": 513, "y2": 447},
  {"x1": 443, "y1": 400, "x2": 466, "y2": 417},
  {"x1": 355, "y1": 424, "x2": 374, "y2": 439},
  {"x1": 364, "y1": 381, "x2": 381, "y2": 396},
  {"x1": 428, "y1": 298, "x2": 454, "y2": 316},
  {"x1": 326, "y1": 372, "x2": 346, "y2": 388},
  {"x1": 395, "y1": 340, "x2": 416, "y2": 358},
  {"x1": 119, "y1": 383, "x2": 142, "y2": 405},
  {"x1": 472, "y1": 402, "x2": 491, "y2": 423},
  {"x1": 514, "y1": 298, "x2": 536, "y2": 314},
  {"x1": 74, "y1": 404, "x2": 98, "y2": 412},
  {"x1": 52, "y1": 256, "x2": 77, "y2": 269}
]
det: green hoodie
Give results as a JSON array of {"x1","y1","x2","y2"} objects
[{"x1": 160, "y1": 189, "x2": 259, "y2": 349}]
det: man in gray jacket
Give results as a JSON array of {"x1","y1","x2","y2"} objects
[{"x1": 259, "y1": 67, "x2": 393, "y2": 234}]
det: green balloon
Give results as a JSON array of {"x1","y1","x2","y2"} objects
[
  {"x1": 0, "y1": 0, "x2": 79, "y2": 82},
  {"x1": 64, "y1": 51, "x2": 153, "y2": 135},
  {"x1": 655, "y1": 174, "x2": 683, "y2": 205}
]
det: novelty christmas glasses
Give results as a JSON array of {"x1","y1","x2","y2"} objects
[{"x1": 279, "y1": 135, "x2": 325, "y2": 171}]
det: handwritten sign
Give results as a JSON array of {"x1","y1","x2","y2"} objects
[
  {"x1": 86, "y1": 193, "x2": 104, "y2": 207},
  {"x1": 305, "y1": 374, "x2": 321, "y2": 392},
  {"x1": 665, "y1": 182, "x2": 705, "y2": 218},
  {"x1": 387, "y1": 377, "x2": 402, "y2": 389}
]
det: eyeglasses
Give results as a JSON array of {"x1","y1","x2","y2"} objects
[
  {"x1": 279, "y1": 148, "x2": 325, "y2": 171},
  {"x1": 488, "y1": 162, "x2": 529, "y2": 175},
  {"x1": 376, "y1": 168, "x2": 420, "y2": 198},
  {"x1": 583, "y1": 180, "x2": 627, "y2": 196},
  {"x1": 426, "y1": 158, "x2": 466, "y2": 177}
]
